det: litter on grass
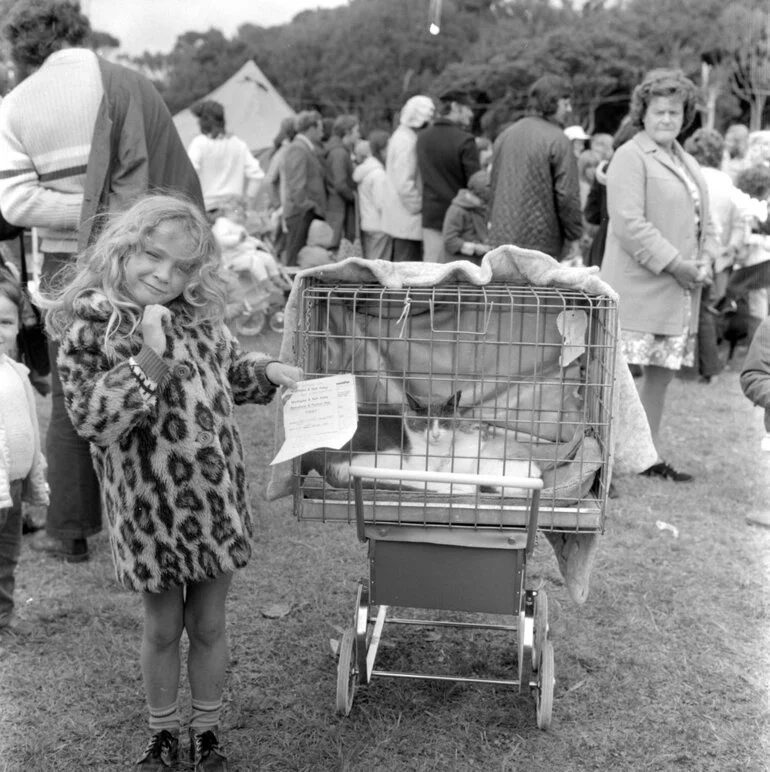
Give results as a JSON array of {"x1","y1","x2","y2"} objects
[{"x1": 655, "y1": 521, "x2": 679, "y2": 538}]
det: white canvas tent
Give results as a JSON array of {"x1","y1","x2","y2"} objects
[{"x1": 173, "y1": 60, "x2": 296, "y2": 155}]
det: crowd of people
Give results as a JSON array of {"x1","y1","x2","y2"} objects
[{"x1": 2, "y1": 1, "x2": 770, "y2": 770}]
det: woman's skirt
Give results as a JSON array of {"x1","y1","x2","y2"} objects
[{"x1": 621, "y1": 327, "x2": 696, "y2": 370}]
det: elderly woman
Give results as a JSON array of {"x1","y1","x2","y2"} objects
[
  {"x1": 601, "y1": 69, "x2": 719, "y2": 481},
  {"x1": 380, "y1": 95, "x2": 436, "y2": 262}
]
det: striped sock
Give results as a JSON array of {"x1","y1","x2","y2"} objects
[
  {"x1": 190, "y1": 697, "x2": 222, "y2": 733},
  {"x1": 148, "y1": 700, "x2": 181, "y2": 735}
]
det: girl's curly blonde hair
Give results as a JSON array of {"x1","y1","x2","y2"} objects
[{"x1": 42, "y1": 194, "x2": 227, "y2": 350}]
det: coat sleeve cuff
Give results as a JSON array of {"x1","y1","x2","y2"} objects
[
  {"x1": 255, "y1": 358, "x2": 280, "y2": 394},
  {"x1": 133, "y1": 345, "x2": 170, "y2": 385}
]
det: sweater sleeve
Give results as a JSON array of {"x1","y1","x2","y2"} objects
[
  {"x1": 223, "y1": 326, "x2": 279, "y2": 405},
  {"x1": 442, "y1": 204, "x2": 469, "y2": 259},
  {"x1": 740, "y1": 319, "x2": 770, "y2": 431},
  {"x1": 459, "y1": 136, "x2": 481, "y2": 185},
  {"x1": 243, "y1": 141, "x2": 265, "y2": 198},
  {"x1": 0, "y1": 105, "x2": 83, "y2": 229},
  {"x1": 388, "y1": 137, "x2": 421, "y2": 215},
  {"x1": 57, "y1": 319, "x2": 159, "y2": 447},
  {"x1": 327, "y1": 147, "x2": 355, "y2": 203},
  {"x1": 551, "y1": 139, "x2": 583, "y2": 243}
]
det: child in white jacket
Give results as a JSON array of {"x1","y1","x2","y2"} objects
[
  {"x1": 0, "y1": 267, "x2": 48, "y2": 633},
  {"x1": 353, "y1": 133, "x2": 392, "y2": 261}
]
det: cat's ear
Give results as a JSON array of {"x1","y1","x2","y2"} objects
[
  {"x1": 405, "y1": 392, "x2": 422, "y2": 411},
  {"x1": 448, "y1": 390, "x2": 463, "y2": 410}
]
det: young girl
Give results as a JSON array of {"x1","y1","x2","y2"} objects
[
  {"x1": 0, "y1": 267, "x2": 49, "y2": 635},
  {"x1": 42, "y1": 195, "x2": 301, "y2": 771}
]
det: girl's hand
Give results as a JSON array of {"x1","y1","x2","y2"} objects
[
  {"x1": 141, "y1": 304, "x2": 171, "y2": 356},
  {"x1": 266, "y1": 362, "x2": 303, "y2": 390}
]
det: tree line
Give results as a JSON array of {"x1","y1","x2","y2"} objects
[{"x1": 1, "y1": 0, "x2": 768, "y2": 138}]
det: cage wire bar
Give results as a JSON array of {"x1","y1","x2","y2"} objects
[{"x1": 291, "y1": 278, "x2": 618, "y2": 534}]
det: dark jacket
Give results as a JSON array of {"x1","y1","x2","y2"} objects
[
  {"x1": 489, "y1": 115, "x2": 582, "y2": 258},
  {"x1": 740, "y1": 316, "x2": 770, "y2": 432},
  {"x1": 80, "y1": 57, "x2": 204, "y2": 250},
  {"x1": 324, "y1": 136, "x2": 356, "y2": 247},
  {"x1": 416, "y1": 118, "x2": 480, "y2": 230},
  {"x1": 282, "y1": 135, "x2": 326, "y2": 221},
  {"x1": 442, "y1": 189, "x2": 488, "y2": 263}
]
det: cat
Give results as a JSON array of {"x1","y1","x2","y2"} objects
[{"x1": 300, "y1": 390, "x2": 541, "y2": 497}]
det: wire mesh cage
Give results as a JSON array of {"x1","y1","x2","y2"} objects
[{"x1": 291, "y1": 277, "x2": 618, "y2": 533}]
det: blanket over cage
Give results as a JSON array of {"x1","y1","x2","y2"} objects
[{"x1": 266, "y1": 245, "x2": 658, "y2": 604}]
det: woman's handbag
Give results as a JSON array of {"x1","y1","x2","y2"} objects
[{"x1": 16, "y1": 235, "x2": 51, "y2": 377}]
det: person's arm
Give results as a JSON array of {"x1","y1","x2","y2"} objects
[
  {"x1": 186, "y1": 135, "x2": 203, "y2": 174},
  {"x1": 242, "y1": 142, "x2": 265, "y2": 200},
  {"x1": 459, "y1": 135, "x2": 480, "y2": 185},
  {"x1": 606, "y1": 145, "x2": 679, "y2": 274},
  {"x1": 551, "y1": 139, "x2": 583, "y2": 242},
  {"x1": 327, "y1": 147, "x2": 355, "y2": 203},
  {"x1": 442, "y1": 204, "x2": 483, "y2": 259},
  {"x1": 583, "y1": 176, "x2": 604, "y2": 226},
  {"x1": 388, "y1": 138, "x2": 422, "y2": 215},
  {"x1": 697, "y1": 183, "x2": 720, "y2": 280},
  {"x1": 0, "y1": 109, "x2": 82, "y2": 229},
  {"x1": 57, "y1": 319, "x2": 166, "y2": 448},
  {"x1": 282, "y1": 145, "x2": 312, "y2": 214},
  {"x1": 225, "y1": 327, "x2": 300, "y2": 404},
  {"x1": 741, "y1": 318, "x2": 770, "y2": 410}
]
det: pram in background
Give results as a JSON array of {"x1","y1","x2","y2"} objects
[
  {"x1": 267, "y1": 253, "x2": 635, "y2": 728},
  {"x1": 212, "y1": 211, "x2": 290, "y2": 337}
]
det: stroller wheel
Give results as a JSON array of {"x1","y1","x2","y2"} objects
[
  {"x1": 269, "y1": 310, "x2": 285, "y2": 333},
  {"x1": 535, "y1": 639, "x2": 555, "y2": 730},
  {"x1": 234, "y1": 309, "x2": 267, "y2": 338}
]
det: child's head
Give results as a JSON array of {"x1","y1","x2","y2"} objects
[
  {"x1": 306, "y1": 219, "x2": 334, "y2": 248},
  {"x1": 0, "y1": 266, "x2": 22, "y2": 357},
  {"x1": 220, "y1": 196, "x2": 247, "y2": 225},
  {"x1": 44, "y1": 194, "x2": 227, "y2": 344},
  {"x1": 747, "y1": 130, "x2": 770, "y2": 167},
  {"x1": 354, "y1": 140, "x2": 371, "y2": 165},
  {"x1": 367, "y1": 129, "x2": 389, "y2": 165},
  {"x1": 736, "y1": 164, "x2": 770, "y2": 201},
  {"x1": 467, "y1": 169, "x2": 491, "y2": 204},
  {"x1": 577, "y1": 149, "x2": 601, "y2": 184}
]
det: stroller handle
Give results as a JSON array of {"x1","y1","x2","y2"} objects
[{"x1": 347, "y1": 465, "x2": 543, "y2": 490}]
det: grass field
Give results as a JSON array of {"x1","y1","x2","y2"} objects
[{"x1": 1, "y1": 329, "x2": 769, "y2": 771}]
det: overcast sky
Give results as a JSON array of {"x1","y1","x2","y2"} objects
[{"x1": 87, "y1": 0, "x2": 348, "y2": 56}]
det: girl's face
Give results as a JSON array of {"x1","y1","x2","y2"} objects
[
  {"x1": 643, "y1": 96, "x2": 684, "y2": 149},
  {"x1": 0, "y1": 294, "x2": 19, "y2": 357},
  {"x1": 123, "y1": 220, "x2": 198, "y2": 307}
]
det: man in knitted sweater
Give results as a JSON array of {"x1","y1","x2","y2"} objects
[{"x1": 0, "y1": 0, "x2": 202, "y2": 563}]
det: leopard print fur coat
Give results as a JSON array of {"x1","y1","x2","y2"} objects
[{"x1": 57, "y1": 291, "x2": 277, "y2": 593}]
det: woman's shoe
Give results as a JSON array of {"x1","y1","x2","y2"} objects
[{"x1": 640, "y1": 461, "x2": 693, "y2": 482}]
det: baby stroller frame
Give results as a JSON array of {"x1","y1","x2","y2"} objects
[
  {"x1": 289, "y1": 273, "x2": 618, "y2": 730},
  {"x1": 339, "y1": 466, "x2": 552, "y2": 726}
]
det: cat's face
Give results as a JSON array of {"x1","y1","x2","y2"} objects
[{"x1": 404, "y1": 391, "x2": 462, "y2": 444}]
